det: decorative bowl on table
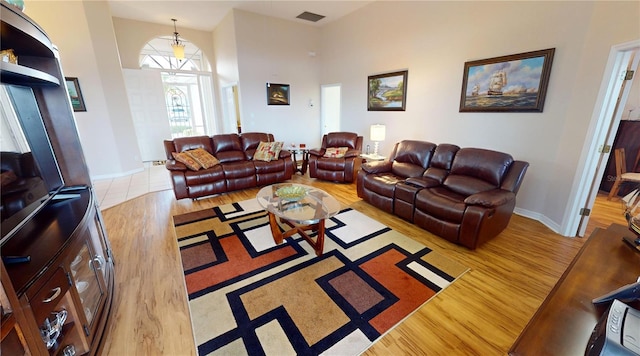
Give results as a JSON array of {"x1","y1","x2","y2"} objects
[{"x1": 276, "y1": 186, "x2": 307, "y2": 202}]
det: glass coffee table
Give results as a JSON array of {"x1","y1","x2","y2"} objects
[{"x1": 256, "y1": 183, "x2": 341, "y2": 256}]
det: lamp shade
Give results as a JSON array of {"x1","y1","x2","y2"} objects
[
  {"x1": 172, "y1": 43, "x2": 185, "y2": 60},
  {"x1": 370, "y1": 124, "x2": 386, "y2": 141}
]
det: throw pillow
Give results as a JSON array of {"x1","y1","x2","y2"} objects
[
  {"x1": 186, "y1": 148, "x2": 219, "y2": 169},
  {"x1": 323, "y1": 147, "x2": 349, "y2": 158},
  {"x1": 172, "y1": 151, "x2": 202, "y2": 171},
  {"x1": 253, "y1": 141, "x2": 283, "y2": 162}
]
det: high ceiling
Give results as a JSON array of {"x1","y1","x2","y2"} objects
[{"x1": 107, "y1": 1, "x2": 374, "y2": 31}]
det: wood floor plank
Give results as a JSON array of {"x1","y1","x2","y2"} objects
[{"x1": 99, "y1": 174, "x2": 628, "y2": 355}]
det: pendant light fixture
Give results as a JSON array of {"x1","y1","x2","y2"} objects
[{"x1": 171, "y1": 18, "x2": 185, "y2": 61}]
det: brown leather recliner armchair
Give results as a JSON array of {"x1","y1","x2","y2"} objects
[{"x1": 308, "y1": 132, "x2": 363, "y2": 182}]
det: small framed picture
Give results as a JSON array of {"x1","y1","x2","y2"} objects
[
  {"x1": 267, "y1": 83, "x2": 290, "y2": 105},
  {"x1": 65, "y1": 77, "x2": 87, "y2": 112}
]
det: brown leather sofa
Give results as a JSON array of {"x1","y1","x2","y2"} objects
[
  {"x1": 164, "y1": 133, "x2": 293, "y2": 200},
  {"x1": 308, "y1": 132, "x2": 363, "y2": 182},
  {"x1": 357, "y1": 140, "x2": 529, "y2": 249}
]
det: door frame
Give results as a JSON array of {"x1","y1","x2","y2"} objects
[
  {"x1": 320, "y1": 83, "x2": 341, "y2": 136},
  {"x1": 564, "y1": 39, "x2": 640, "y2": 237}
]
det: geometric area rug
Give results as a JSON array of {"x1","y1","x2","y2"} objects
[{"x1": 172, "y1": 199, "x2": 469, "y2": 355}]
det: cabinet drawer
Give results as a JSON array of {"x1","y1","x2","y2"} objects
[{"x1": 28, "y1": 267, "x2": 70, "y2": 324}]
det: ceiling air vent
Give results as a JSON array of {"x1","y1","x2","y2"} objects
[{"x1": 296, "y1": 11, "x2": 325, "y2": 22}]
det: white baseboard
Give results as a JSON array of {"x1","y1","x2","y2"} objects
[{"x1": 514, "y1": 207, "x2": 566, "y2": 237}]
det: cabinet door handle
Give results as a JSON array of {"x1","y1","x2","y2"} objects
[
  {"x1": 42, "y1": 287, "x2": 61, "y2": 303},
  {"x1": 92, "y1": 255, "x2": 105, "y2": 270}
]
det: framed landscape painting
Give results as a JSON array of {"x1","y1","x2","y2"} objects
[
  {"x1": 459, "y1": 48, "x2": 555, "y2": 112},
  {"x1": 65, "y1": 77, "x2": 86, "y2": 112},
  {"x1": 368, "y1": 70, "x2": 408, "y2": 111},
  {"x1": 267, "y1": 83, "x2": 290, "y2": 105}
]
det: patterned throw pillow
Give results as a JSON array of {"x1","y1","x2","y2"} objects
[
  {"x1": 323, "y1": 147, "x2": 349, "y2": 158},
  {"x1": 186, "y1": 148, "x2": 219, "y2": 169},
  {"x1": 253, "y1": 141, "x2": 283, "y2": 162},
  {"x1": 172, "y1": 151, "x2": 202, "y2": 171}
]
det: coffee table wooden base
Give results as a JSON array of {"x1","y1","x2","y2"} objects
[{"x1": 267, "y1": 211, "x2": 325, "y2": 256}]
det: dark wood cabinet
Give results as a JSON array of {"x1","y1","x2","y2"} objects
[
  {"x1": 509, "y1": 224, "x2": 640, "y2": 355},
  {"x1": 1, "y1": 3, "x2": 114, "y2": 355}
]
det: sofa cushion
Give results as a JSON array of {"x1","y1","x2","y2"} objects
[
  {"x1": 415, "y1": 187, "x2": 467, "y2": 223},
  {"x1": 391, "y1": 140, "x2": 436, "y2": 167},
  {"x1": 254, "y1": 159, "x2": 285, "y2": 173},
  {"x1": 449, "y1": 148, "x2": 513, "y2": 187},
  {"x1": 326, "y1": 132, "x2": 358, "y2": 149},
  {"x1": 212, "y1": 134, "x2": 242, "y2": 151},
  {"x1": 323, "y1": 147, "x2": 348, "y2": 158},
  {"x1": 364, "y1": 173, "x2": 403, "y2": 197},
  {"x1": 444, "y1": 175, "x2": 497, "y2": 197},
  {"x1": 391, "y1": 161, "x2": 427, "y2": 179},
  {"x1": 186, "y1": 148, "x2": 219, "y2": 169},
  {"x1": 184, "y1": 165, "x2": 225, "y2": 185},
  {"x1": 221, "y1": 161, "x2": 256, "y2": 179},
  {"x1": 172, "y1": 152, "x2": 201, "y2": 171},
  {"x1": 254, "y1": 141, "x2": 283, "y2": 162},
  {"x1": 241, "y1": 133, "x2": 275, "y2": 158},
  {"x1": 173, "y1": 135, "x2": 212, "y2": 153}
]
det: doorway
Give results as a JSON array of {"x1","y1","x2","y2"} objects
[
  {"x1": 569, "y1": 40, "x2": 640, "y2": 237},
  {"x1": 321, "y1": 84, "x2": 341, "y2": 136},
  {"x1": 222, "y1": 84, "x2": 241, "y2": 133}
]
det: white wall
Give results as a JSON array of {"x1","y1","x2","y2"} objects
[
  {"x1": 212, "y1": 11, "x2": 240, "y2": 133},
  {"x1": 233, "y1": 10, "x2": 323, "y2": 148},
  {"x1": 24, "y1": 1, "x2": 143, "y2": 179},
  {"x1": 318, "y1": 1, "x2": 639, "y2": 233}
]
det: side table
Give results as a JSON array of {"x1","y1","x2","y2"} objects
[
  {"x1": 288, "y1": 148, "x2": 309, "y2": 175},
  {"x1": 360, "y1": 153, "x2": 386, "y2": 162}
]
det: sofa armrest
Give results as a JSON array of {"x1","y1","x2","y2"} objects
[
  {"x1": 361, "y1": 160, "x2": 392, "y2": 174},
  {"x1": 166, "y1": 160, "x2": 188, "y2": 171},
  {"x1": 344, "y1": 149, "x2": 361, "y2": 158},
  {"x1": 278, "y1": 150, "x2": 292, "y2": 159},
  {"x1": 309, "y1": 148, "x2": 324, "y2": 157},
  {"x1": 464, "y1": 189, "x2": 515, "y2": 208}
]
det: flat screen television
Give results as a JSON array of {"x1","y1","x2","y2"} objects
[{"x1": 0, "y1": 84, "x2": 65, "y2": 244}]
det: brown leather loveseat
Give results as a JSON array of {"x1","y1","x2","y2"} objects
[
  {"x1": 357, "y1": 140, "x2": 529, "y2": 249},
  {"x1": 164, "y1": 133, "x2": 293, "y2": 200}
]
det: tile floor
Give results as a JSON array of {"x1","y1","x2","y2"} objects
[{"x1": 92, "y1": 162, "x2": 172, "y2": 210}]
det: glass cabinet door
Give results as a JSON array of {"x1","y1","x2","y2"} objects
[{"x1": 69, "y1": 242, "x2": 104, "y2": 327}]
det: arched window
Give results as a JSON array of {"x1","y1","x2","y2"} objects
[
  {"x1": 139, "y1": 36, "x2": 206, "y2": 71},
  {"x1": 136, "y1": 36, "x2": 216, "y2": 139}
]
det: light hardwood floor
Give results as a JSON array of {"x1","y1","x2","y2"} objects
[{"x1": 99, "y1": 174, "x2": 629, "y2": 355}]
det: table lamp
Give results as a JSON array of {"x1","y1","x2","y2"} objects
[{"x1": 370, "y1": 124, "x2": 386, "y2": 156}]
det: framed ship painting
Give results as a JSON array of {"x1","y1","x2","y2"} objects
[
  {"x1": 459, "y1": 48, "x2": 555, "y2": 112},
  {"x1": 368, "y1": 70, "x2": 408, "y2": 111}
]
